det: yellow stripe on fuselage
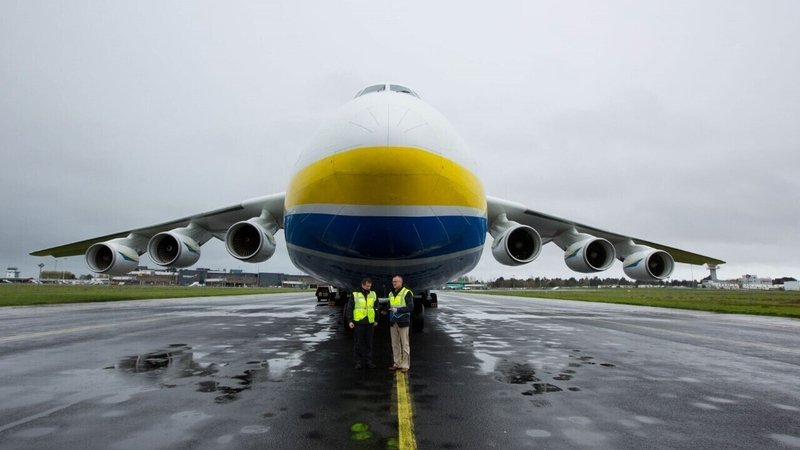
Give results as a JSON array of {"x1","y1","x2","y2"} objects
[{"x1": 286, "y1": 146, "x2": 486, "y2": 210}]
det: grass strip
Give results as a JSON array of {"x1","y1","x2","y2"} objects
[
  {"x1": 0, "y1": 284, "x2": 309, "y2": 307},
  {"x1": 474, "y1": 288, "x2": 800, "y2": 319}
]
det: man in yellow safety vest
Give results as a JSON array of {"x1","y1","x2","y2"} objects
[
  {"x1": 346, "y1": 277, "x2": 378, "y2": 369},
  {"x1": 388, "y1": 275, "x2": 414, "y2": 373}
]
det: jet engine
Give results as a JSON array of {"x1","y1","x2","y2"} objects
[
  {"x1": 225, "y1": 218, "x2": 277, "y2": 263},
  {"x1": 147, "y1": 230, "x2": 202, "y2": 268},
  {"x1": 564, "y1": 238, "x2": 615, "y2": 273},
  {"x1": 623, "y1": 248, "x2": 675, "y2": 281},
  {"x1": 86, "y1": 240, "x2": 140, "y2": 275},
  {"x1": 491, "y1": 223, "x2": 542, "y2": 266}
]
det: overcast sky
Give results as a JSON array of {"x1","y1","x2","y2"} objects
[{"x1": 2, "y1": 1, "x2": 799, "y2": 282}]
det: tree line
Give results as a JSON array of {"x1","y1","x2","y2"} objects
[
  {"x1": 487, "y1": 276, "x2": 679, "y2": 288},
  {"x1": 484, "y1": 275, "x2": 795, "y2": 289}
]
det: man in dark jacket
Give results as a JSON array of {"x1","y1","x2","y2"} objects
[
  {"x1": 387, "y1": 275, "x2": 413, "y2": 373},
  {"x1": 345, "y1": 277, "x2": 378, "y2": 369}
]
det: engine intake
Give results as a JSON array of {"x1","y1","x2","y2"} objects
[
  {"x1": 147, "y1": 231, "x2": 201, "y2": 268},
  {"x1": 491, "y1": 224, "x2": 542, "y2": 266},
  {"x1": 623, "y1": 249, "x2": 675, "y2": 281},
  {"x1": 225, "y1": 219, "x2": 277, "y2": 263},
  {"x1": 564, "y1": 238, "x2": 615, "y2": 273},
  {"x1": 86, "y1": 241, "x2": 140, "y2": 275}
]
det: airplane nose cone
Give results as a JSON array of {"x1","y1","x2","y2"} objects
[
  {"x1": 347, "y1": 103, "x2": 388, "y2": 143},
  {"x1": 345, "y1": 102, "x2": 431, "y2": 148},
  {"x1": 388, "y1": 104, "x2": 430, "y2": 146}
]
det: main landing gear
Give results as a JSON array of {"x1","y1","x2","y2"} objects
[
  {"x1": 411, "y1": 291, "x2": 438, "y2": 332},
  {"x1": 329, "y1": 288, "x2": 438, "y2": 332}
]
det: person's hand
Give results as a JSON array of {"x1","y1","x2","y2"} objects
[
  {"x1": 349, "y1": 322, "x2": 354, "y2": 329},
  {"x1": 373, "y1": 322, "x2": 378, "y2": 327},
  {"x1": 391, "y1": 307, "x2": 397, "y2": 313}
]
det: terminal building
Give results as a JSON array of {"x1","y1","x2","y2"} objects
[
  {"x1": 111, "y1": 267, "x2": 322, "y2": 288},
  {"x1": 785, "y1": 281, "x2": 800, "y2": 291},
  {"x1": 1, "y1": 267, "x2": 35, "y2": 283},
  {"x1": 703, "y1": 274, "x2": 792, "y2": 290}
]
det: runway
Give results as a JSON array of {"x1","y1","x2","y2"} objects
[{"x1": 1, "y1": 292, "x2": 799, "y2": 449}]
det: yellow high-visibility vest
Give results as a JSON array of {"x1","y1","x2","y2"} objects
[
  {"x1": 352, "y1": 291, "x2": 377, "y2": 323},
  {"x1": 389, "y1": 287, "x2": 413, "y2": 308}
]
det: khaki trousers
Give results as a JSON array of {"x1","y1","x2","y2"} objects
[{"x1": 390, "y1": 324, "x2": 411, "y2": 369}]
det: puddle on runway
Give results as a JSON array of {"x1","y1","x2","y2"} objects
[
  {"x1": 482, "y1": 348, "x2": 620, "y2": 402},
  {"x1": 494, "y1": 361, "x2": 539, "y2": 384},
  {"x1": 523, "y1": 383, "x2": 564, "y2": 395},
  {"x1": 116, "y1": 344, "x2": 269, "y2": 403},
  {"x1": 116, "y1": 344, "x2": 213, "y2": 377}
]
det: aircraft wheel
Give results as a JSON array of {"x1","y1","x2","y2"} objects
[{"x1": 412, "y1": 302, "x2": 425, "y2": 331}]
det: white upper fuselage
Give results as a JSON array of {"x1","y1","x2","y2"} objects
[{"x1": 283, "y1": 84, "x2": 488, "y2": 292}]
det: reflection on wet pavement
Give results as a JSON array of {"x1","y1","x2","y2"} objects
[
  {"x1": 110, "y1": 302, "x2": 338, "y2": 409},
  {"x1": 523, "y1": 383, "x2": 563, "y2": 395},
  {"x1": 117, "y1": 344, "x2": 208, "y2": 375},
  {"x1": 493, "y1": 361, "x2": 539, "y2": 384},
  {"x1": 439, "y1": 304, "x2": 621, "y2": 404}
]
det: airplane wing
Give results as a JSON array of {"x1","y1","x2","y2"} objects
[
  {"x1": 31, "y1": 193, "x2": 286, "y2": 258},
  {"x1": 487, "y1": 196, "x2": 724, "y2": 266}
]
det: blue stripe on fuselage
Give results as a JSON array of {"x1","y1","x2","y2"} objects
[{"x1": 284, "y1": 213, "x2": 487, "y2": 260}]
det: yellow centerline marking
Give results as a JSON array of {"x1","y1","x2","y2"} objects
[{"x1": 395, "y1": 371, "x2": 417, "y2": 449}]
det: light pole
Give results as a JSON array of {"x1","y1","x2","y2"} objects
[{"x1": 38, "y1": 263, "x2": 44, "y2": 282}]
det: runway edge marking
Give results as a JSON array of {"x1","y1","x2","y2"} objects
[{"x1": 395, "y1": 371, "x2": 417, "y2": 449}]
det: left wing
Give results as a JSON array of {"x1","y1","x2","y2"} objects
[
  {"x1": 31, "y1": 193, "x2": 286, "y2": 274},
  {"x1": 486, "y1": 196, "x2": 723, "y2": 280}
]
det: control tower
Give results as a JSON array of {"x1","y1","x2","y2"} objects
[{"x1": 706, "y1": 264, "x2": 719, "y2": 281}]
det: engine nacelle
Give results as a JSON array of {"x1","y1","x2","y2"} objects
[
  {"x1": 225, "y1": 219, "x2": 277, "y2": 263},
  {"x1": 147, "y1": 231, "x2": 201, "y2": 268},
  {"x1": 86, "y1": 241, "x2": 140, "y2": 275},
  {"x1": 564, "y1": 238, "x2": 615, "y2": 273},
  {"x1": 623, "y1": 248, "x2": 675, "y2": 281},
  {"x1": 491, "y1": 224, "x2": 542, "y2": 266}
]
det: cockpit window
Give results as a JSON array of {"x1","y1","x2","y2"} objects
[
  {"x1": 390, "y1": 84, "x2": 420, "y2": 98},
  {"x1": 355, "y1": 83, "x2": 420, "y2": 99},
  {"x1": 355, "y1": 84, "x2": 386, "y2": 98}
]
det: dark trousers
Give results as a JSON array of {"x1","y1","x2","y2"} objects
[{"x1": 353, "y1": 323, "x2": 374, "y2": 365}]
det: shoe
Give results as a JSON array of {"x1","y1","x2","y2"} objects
[
  {"x1": 367, "y1": 362, "x2": 376, "y2": 369},
  {"x1": 354, "y1": 363, "x2": 362, "y2": 370}
]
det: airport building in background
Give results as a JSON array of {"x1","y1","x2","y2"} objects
[
  {"x1": 109, "y1": 267, "x2": 322, "y2": 288},
  {"x1": 785, "y1": 281, "x2": 800, "y2": 291},
  {"x1": 6, "y1": 264, "x2": 797, "y2": 291}
]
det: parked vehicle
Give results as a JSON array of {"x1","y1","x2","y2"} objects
[{"x1": 315, "y1": 286, "x2": 338, "y2": 302}]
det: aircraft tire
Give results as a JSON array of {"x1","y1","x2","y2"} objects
[{"x1": 412, "y1": 302, "x2": 425, "y2": 331}]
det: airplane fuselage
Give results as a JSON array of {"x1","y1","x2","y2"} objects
[{"x1": 284, "y1": 84, "x2": 488, "y2": 292}]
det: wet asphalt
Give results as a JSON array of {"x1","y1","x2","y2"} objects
[{"x1": 1, "y1": 292, "x2": 799, "y2": 449}]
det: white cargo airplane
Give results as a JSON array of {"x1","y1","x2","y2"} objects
[{"x1": 33, "y1": 83, "x2": 724, "y2": 327}]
